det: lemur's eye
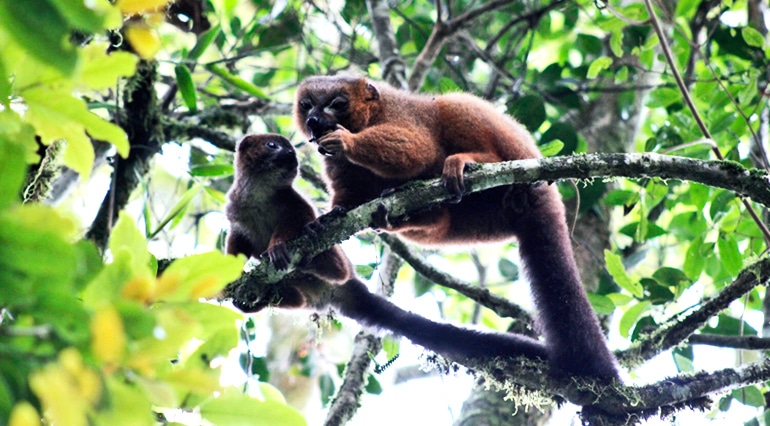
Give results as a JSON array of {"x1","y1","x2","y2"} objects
[
  {"x1": 266, "y1": 141, "x2": 278, "y2": 150},
  {"x1": 299, "y1": 99, "x2": 313, "y2": 111},
  {"x1": 329, "y1": 97, "x2": 348, "y2": 110}
]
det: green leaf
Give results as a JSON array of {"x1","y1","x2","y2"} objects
[
  {"x1": 22, "y1": 87, "x2": 129, "y2": 177},
  {"x1": 200, "y1": 393, "x2": 307, "y2": 426},
  {"x1": 319, "y1": 374, "x2": 335, "y2": 406},
  {"x1": 587, "y1": 56, "x2": 613, "y2": 79},
  {"x1": 0, "y1": 0, "x2": 76, "y2": 75},
  {"x1": 189, "y1": 25, "x2": 221, "y2": 60},
  {"x1": 609, "y1": 31, "x2": 623, "y2": 57},
  {"x1": 438, "y1": 78, "x2": 460, "y2": 93},
  {"x1": 383, "y1": 337, "x2": 400, "y2": 360},
  {"x1": 604, "y1": 189, "x2": 639, "y2": 206},
  {"x1": 175, "y1": 64, "x2": 198, "y2": 112},
  {"x1": 586, "y1": 293, "x2": 615, "y2": 315},
  {"x1": 0, "y1": 134, "x2": 28, "y2": 208},
  {"x1": 0, "y1": 58, "x2": 9, "y2": 108},
  {"x1": 78, "y1": 44, "x2": 138, "y2": 90},
  {"x1": 190, "y1": 164, "x2": 234, "y2": 177},
  {"x1": 717, "y1": 234, "x2": 742, "y2": 276},
  {"x1": 652, "y1": 267, "x2": 690, "y2": 288},
  {"x1": 604, "y1": 250, "x2": 643, "y2": 297},
  {"x1": 619, "y1": 301, "x2": 650, "y2": 338},
  {"x1": 731, "y1": 386, "x2": 765, "y2": 407},
  {"x1": 95, "y1": 377, "x2": 155, "y2": 426},
  {"x1": 0, "y1": 206, "x2": 78, "y2": 289},
  {"x1": 538, "y1": 140, "x2": 564, "y2": 157},
  {"x1": 703, "y1": 314, "x2": 758, "y2": 336},
  {"x1": 508, "y1": 95, "x2": 545, "y2": 132},
  {"x1": 683, "y1": 237, "x2": 705, "y2": 281},
  {"x1": 205, "y1": 63, "x2": 268, "y2": 98},
  {"x1": 110, "y1": 212, "x2": 151, "y2": 276},
  {"x1": 646, "y1": 88, "x2": 680, "y2": 108},
  {"x1": 498, "y1": 258, "x2": 519, "y2": 280},
  {"x1": 365, "y1": 374, "x2": 383, "y2": 395},
  {"x1": 672, "y1": 353, "x2": 694, "y2": 373},
  {"x1": 148, "y1": 184, "x2": 204, "y2": 239},
  {"x1": 741, "y1": 27, "x2": 765, "y2": 48},
  {"x1": 50, "y1": 0, "x2": 121, "y2": 32}
]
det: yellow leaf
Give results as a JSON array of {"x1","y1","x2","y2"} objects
[
  {"x1": 125, "y1": 24, "x2": 161, "y2": 60},
  {"x1": 122, "y1": 275, "x2": 156, "y2": 303},
  {"x1": 190, "y1": 276, "x2": 221, "y2": 299},
  {"x1": 8, "y1": 401, "x2": 42, "y2": 426},
  {"x1": 29, "y1": 357, "x2": 89, "y2": 426},
  {"x1": 116, "y1": 0, "x2": 171, "y2": 15},
  {"x1": 155, "y1": 271, "x2": 180, "y2": 299},
  {"x1": 90, "y1": 304, "x2": 127, "y2": 367}
]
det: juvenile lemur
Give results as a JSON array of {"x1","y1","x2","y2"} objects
[
  {"x1": 225, "y1": 133, "x2": 550, "y2": 361},
  {"x1": 294, "y1": 75, "x2": 620, "y2": 381}
]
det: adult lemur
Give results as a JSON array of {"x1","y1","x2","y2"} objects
[
  {"x1": 225, "y1": 134, "x2": 553, "y2": 360},
  {"x1": 293, "y1": 75, "x2": 620, "y2": 381}
]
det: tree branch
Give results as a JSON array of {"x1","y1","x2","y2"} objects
[
  {"x1": 86, "y1": 61, "x2": 163, "y2": 252},
  {"x1": 686, "y1": 333, "x2": 770, "y2": 350},
  {"x1": 228, "y1": 152, "x2": 770, "y2": 295}
]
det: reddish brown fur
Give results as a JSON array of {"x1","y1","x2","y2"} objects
[
  {"x1": 225, "y1": 134, "x2": 351, "y2": 302},
  {"x1": 294, "y1": 75, "x2": 620, "y2": 381}
]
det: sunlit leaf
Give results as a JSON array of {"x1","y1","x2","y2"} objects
[
  {"x1": 587, "y1": 56, "x2": 613, "y2": 79},
  {"x1": 22, "y1": 87, "x2": 129, "y2": 177},
  {"x1": 731, "y1": 386, "x2": 765, "y2": 407},
  {"x1": 110, "y1": 212, "x2": 152, "y2": 276},
  {"x1": 619, "y1": 301, "x2": 650, "y2": 338},
  {"x1": 190, "y1": 164, "x2": 234, "y2": 177},
  {"x1": 717, "y1": 234, "x2": 742, "y2": 276},
  {"x1": 586, "y1": 293, "x2": 615, "y2": 315},
  {"x1": 538, "y1": 140, "x2": 564, "y2": 157},
  {"x1": 646, "y1": 88, "x2": 680, "y2": 108},
  {"x1": 116, "y1": 0, "x2": 172, "y2": 15},
  {"x1": 95, "y1": 377, "x2": 154, "y2": 426},
  {"x1": 683, "y1": 237, "x2": 705, "y2": 281},
  {"x1": 79, "y1": 44, "x2": 138, "y2": 90},
  {"x1": 156, "y1": 251, "x2": 245, "y2": 301},
  {"x1": 0, "y1": 132, "x2": 29, "y2": 208},
  {"x1": 90, "y1": 304, "x2": 127, "y2": 366},
  {"x1": 200, "y1": 392, "x2": 307, "y2": 426},
  {"x1": 125, "y1": 24, "x2": 162, "y2": 60},
  {"x1": 205, "y1": 63, "x2": 268, "y2": 98},
  {"x1": 8, "y1": 401, "x2": 41, "y2": 426},
  {"x1": 672, "y1": 353, "x2": 694, "y2": 373},
  {"x1": 604, "y1": 250, "x2": 643, "y2": 298},
  {"x1": 741, "y1": 27, "x2": 765, "y2": 48}
]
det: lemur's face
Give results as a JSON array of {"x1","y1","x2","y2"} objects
[{"x1": 235, "y1": 134, "x2": 297, "y2": 183}]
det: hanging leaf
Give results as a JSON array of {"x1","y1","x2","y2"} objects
[{"x1": 174, "y1": 64, "x2": 197, "y2": 112}]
